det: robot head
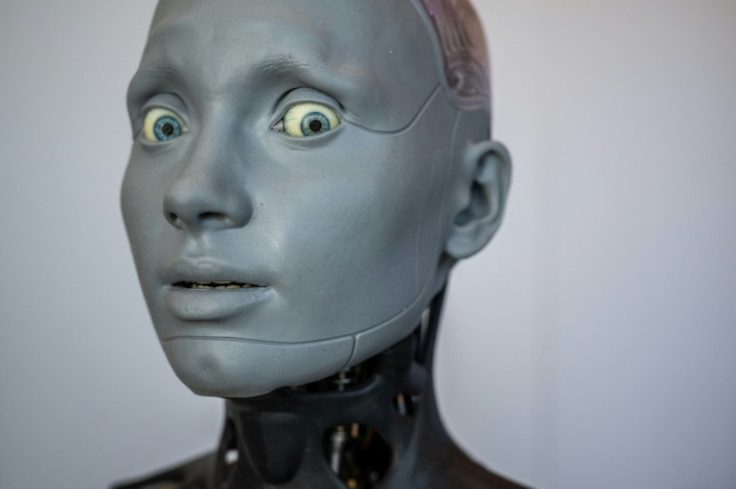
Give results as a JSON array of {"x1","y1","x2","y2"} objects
[{"x1": 122, "y1": 0, "x2": 511, "y2": 397}]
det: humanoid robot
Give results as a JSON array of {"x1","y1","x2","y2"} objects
[{"x1": 117, "y1": 0, "x2": 525, "y2": 487}]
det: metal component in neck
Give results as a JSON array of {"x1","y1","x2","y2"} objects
[{"x1": 213, "y1": 288, "x2": 447, "y2": 489}]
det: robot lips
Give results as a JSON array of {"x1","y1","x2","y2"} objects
[{"x1": 165, "y1": 283, "x2": 272, "y2": 322}]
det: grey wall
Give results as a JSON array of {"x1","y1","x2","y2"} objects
[{"x1": 1, "y1": 1, "x2": 734, "y2": 488}]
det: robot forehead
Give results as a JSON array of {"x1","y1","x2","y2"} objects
[{"x1": 142, "y1": 0, "x2": 444, "y2": 132}]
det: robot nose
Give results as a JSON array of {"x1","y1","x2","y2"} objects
[{"x1": 163, "y1": 136, "x2": 253, "y2": 233}]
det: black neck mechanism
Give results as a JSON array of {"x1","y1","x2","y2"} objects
[{"x1": 213, "y1": 289, "x2": 449, "y2": 489}]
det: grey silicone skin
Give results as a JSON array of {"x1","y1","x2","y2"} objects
[{"x1": 122, "y1": 0, "x2": 511, "y2": 399}]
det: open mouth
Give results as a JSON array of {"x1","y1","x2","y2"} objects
[{"x1": 173, "y1": 281, "x2": 262, "y2": 290}]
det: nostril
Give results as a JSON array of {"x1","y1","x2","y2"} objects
[
  {"x1": 200, "y1": 211, "x2": 226, "y2": 221},
  {"x1": 198, "y1": 211, "x2": 236, "y2": 228},
  {"x1": 167, "y1": 211, "x2": 178, "y2": 223},
  {"x1": 166, "y1": 211, "x2": 185, "y2": 229}
]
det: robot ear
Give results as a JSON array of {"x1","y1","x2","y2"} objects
[{"x1": 445, "y1": 140, "x2": 512, "y2": 259}]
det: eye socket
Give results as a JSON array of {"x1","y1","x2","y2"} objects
[
  {"x1": 142, "y1": 107, "x2": 187, "y2": 142},
  {"x1": 281, "y1": 102, "x2": 341, "y2": 137}
]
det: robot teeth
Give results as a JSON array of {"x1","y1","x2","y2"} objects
[{"x1": 175, "y1": 281, "x2": 254, "y2": 289}]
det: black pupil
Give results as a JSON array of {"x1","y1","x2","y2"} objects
[
  {"x1": 309, "y1": 120, "x2": 323, "y2": 132},
  {"x1": 162, "y1": 123, "x2": 175, "y2": 137}
]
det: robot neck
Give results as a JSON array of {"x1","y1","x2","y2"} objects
[{"x1": 213, "y1": 290, "x2": 449, "y2": 489}]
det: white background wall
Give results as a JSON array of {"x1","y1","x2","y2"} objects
[{"x1": 1, "y1": 1, "x2": 734, "y2": 488}]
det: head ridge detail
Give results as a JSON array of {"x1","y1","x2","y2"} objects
[{"x1": 416, "y1": 0, "x2": 491, "y2": 114}]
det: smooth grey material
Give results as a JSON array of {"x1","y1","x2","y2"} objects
[{"x1": 122, "y1": 0, "x2": 510, "y2": 398}]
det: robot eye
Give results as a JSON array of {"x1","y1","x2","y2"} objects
[
  {"x1": 279, "y1": 102, "x2": 341, "y2": 137},
  {"x1": 142, "y1": 107, "x2": 187, "y2": 142}
]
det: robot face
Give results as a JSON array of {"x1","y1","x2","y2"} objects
[{"x1": 122, "y1": 0, "x2": 467, "y2": 397}]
